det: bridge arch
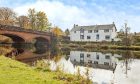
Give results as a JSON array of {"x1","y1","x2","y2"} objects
[
  {"x1": 33, "y1": 37, "x2": 49, "y2": 54},
  {"x1": 33, "y1": 37, "x2": 49, "y2": 44},
  {"x1": 1, "y1": 34, "x2": 25, "y2": 43}
]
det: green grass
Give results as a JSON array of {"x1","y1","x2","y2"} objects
[{"x1": 0, "y1": 56, "x2": 91, "y2": 84}]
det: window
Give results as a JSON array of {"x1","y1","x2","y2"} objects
[
  {"x1": 87, "y1": 54, "x2": 91, "y2": 58},
  {"x1": 105, "y1": 55, "x2": 110, "y2": 59},
  {"x1": 80, "y1": 53, "x2": 84, "y2": 64},
  {"x1": 80, "y1": 35, "x2": 84, "y2": 39},
  {"x1": 104, "y1": 62, "x2": 109, "y2": 65},
  {"x1": 74, "y1": 31, "x2": 76, "y2": 33},
  {"x1": 88, "y1": 60, "x2": 92, "y2": 63},
  {"x1": 80, "y1": 28, "x2": 84, "y2": 33},
  {"x1": 94, "y1": 30, "x2": 98, "y2": 33},
  {"x1": 104, "y1": 29, "x2": 109, "y2": 32},
  {"x1": 80, "y1": 53, "x2": 84, "y2": 58},
  {"x1": 87, "y1": 36, "x2": 91, "y2": 39},
  {"x1": 96, "y1": 34, "x2": 99, "y2": 40},
  {"x1": 88, "y1": 30, "x2": 92, "y2": 33},
  {"x1": 94, "y1": 61, "x2": 98, "y2": 64},
  {"x1": 96, "y1": 55, "x2": 99, "y2": 60},
  {"x1": 105, "y1": 35, "x2": 110, "y2": 40}
]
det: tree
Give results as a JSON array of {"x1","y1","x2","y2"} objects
[
  {"x1": 36, "y1": 11, "x2": 49, "y2": 31},
  {"x1": 28, "y1": 8, "x2": 50, "y2": 31},
  {"x1": 51, "y1": 26, "x2": 64, "y2": 37},
  {"x1": 65, "y1": 28, "x2": 70, "y2": 36},
  {"x1": 121, "y1": 22, "x2": 134, "y2": 46},
  {"x1": 0, "y1": 7, "x2": 16, "y2": 25},
  {"x1": 28, "y1": 8, "x2": 36, "y2": 30},
  {"x1": 47, "y1": 23, "x2": 52, "y2": 32},
  {"x1": 17, "y1": 15, "x2": 29, "y2": 28}
]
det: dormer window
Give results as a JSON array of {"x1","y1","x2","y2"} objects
[
  {"x1": 80, "y1": 28, "x2": 84, "y2": 33},
  {"x1": 94, "y1": 30, "x2": 98, "y2": 33},
  {"x1": 88, "y1": 30, "x2": 92, "y2": 33},
  {"x1": 104, "y1": 29, "x2": 109, "y2": 32}
]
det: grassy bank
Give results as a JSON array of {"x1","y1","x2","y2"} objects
[{"x1": 0, "y1": 56, "x2": 91, "y2": 84}]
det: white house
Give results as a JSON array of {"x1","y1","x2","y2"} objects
[
  {"x1": 70, "y1": 23, "x2": 118, "y2": 42},
  {"x1": 70, "y1": 51, "x2": 122, "y2": 70}
]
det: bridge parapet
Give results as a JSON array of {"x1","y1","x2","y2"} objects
[{"x1": 0, "y1": 24, "x2": 52, "y2": 36}]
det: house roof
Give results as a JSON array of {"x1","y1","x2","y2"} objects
[{"x1": 71, "y1": 23, "x2": 117, "y2": 31}]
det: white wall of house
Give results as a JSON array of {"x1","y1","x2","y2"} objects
[
  {"x1": 70, "y1": 26, "x2": 117, "y2": 42},
  {"x1": 70, "y1": 51, "x2": 121, "y2": 69}
]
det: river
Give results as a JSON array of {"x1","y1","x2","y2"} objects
[{"x1": 0, "y1": 44, "x2": 140, "y2": 84}]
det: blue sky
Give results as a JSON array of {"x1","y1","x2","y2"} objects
[{"x1": 0, "y1": 0, "x2": 140, "y2": 32}]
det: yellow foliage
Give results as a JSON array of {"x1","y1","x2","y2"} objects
[{"x1": 51, "y1": 26, "x2": 64, "y2": 36}]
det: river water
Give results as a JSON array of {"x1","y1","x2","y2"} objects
[{"x1": 0, "y1": 44, "x2": 140, "y2": 84}]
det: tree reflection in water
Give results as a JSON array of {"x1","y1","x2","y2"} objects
[{"x1": 121, "y1": 50, "x2": 134, "y2": 77}]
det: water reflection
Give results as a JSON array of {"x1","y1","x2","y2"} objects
[
  {"x1": 48, "y1": 50, "x2": 140, "y2": 84},
  {"x1": 0, "y1": 44, "x2": 140, "y2": 84},
  {"x1": 2, "y1": 43, "x2": 50, "y2": 65},
  {"x1": 70, "y1": 51, "x2": 121, "y2": 72}
]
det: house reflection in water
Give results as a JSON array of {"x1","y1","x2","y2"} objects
[{"x1": 70, "y1": 51, "x2": 122, "y2": 72}]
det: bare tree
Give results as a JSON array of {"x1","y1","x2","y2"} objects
[
  {"x1": 17, "y1": 15, "x2": 29, "y2": 28},
  {"x1": 0, "y1": 7, "x2": 16, "y2": 25}
]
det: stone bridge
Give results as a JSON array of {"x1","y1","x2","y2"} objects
[{"x1": 0, "y1": 24, "x2": 52, "y2": 44}]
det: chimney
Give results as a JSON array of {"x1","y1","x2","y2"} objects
[
  {"x1": 73, "y1": 24, "x2": 78, "y2": 28},
  {"x1": 112, "y1": 22, "x2": 115, "y2": 24},
  {"x1": 73, "y1": 24, "x2": 76, "y2": 28}
]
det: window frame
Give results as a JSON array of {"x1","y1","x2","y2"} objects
[
  {"x1": 87, "y1": 36, "x2": 91, "y2": 39},
  {"x1": 87, "y1": 54, "x2": 91, "y2": 58},
  {"x1": 94, "y1": 30, "x2": 98, "y2": 33},
  {"x1": 96, "y1": 34, "x2": 99, "y2": 40},
  {"x1": 94, "y1": 61, "x2": 98, "y2": 64},
  {"x1": 104, "y1": 62, "x2": 109, "y2": 65},
  {"x1": 88, "y1": 30, "x2": 92, "y2": 33},
  {"x1": 104, "y1": 29, "x2": 109, "y2": 33},
  {"x1": 80, "y1": 35, "x2": 84, "y2": 39},
  {"x1": 96, "y1": 55, "x2": 99, "y2": 60},
  {"x1": 105, "y1": 55, "x2": 110, "y2": 59},
  {"x1": 80, "y1": 28, "x2": 84, "y2": 33},
  {"x1": 105, "y1": 35, "x2": 110, "y2": 40}
]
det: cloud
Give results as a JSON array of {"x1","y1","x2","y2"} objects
[
  {"x1": 14, "y1": 0, "x2": 92, "y2": 30},
  {"x1": 13, "y1": 0, "x2": 140, "y2": 32}
]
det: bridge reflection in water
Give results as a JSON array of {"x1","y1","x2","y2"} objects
[{"x1": 4, "y1": 43, "x2": 51, "y2": 66}]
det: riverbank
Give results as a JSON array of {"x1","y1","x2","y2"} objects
[
  {"x1": 59, "y1": 42, "x2": 140, "y2": 51},
  {"x1": 0, "y1": 56, "x2": 91, "y2": 84},
  {"x1": 0, "y1": 46, "x2": 13, "y2": 55}
]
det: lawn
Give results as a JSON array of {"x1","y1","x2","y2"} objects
[{"x1": 0, "y1": 56, "x2": 90, "y2": 84}]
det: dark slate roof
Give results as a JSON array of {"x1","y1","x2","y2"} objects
[{"x1": 71, "y1": 24, "x2": 117, "y2": 31}]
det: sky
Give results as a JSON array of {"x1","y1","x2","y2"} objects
[{"x1": 0, "y1": 0, "x2": 140, "y2": 32}]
